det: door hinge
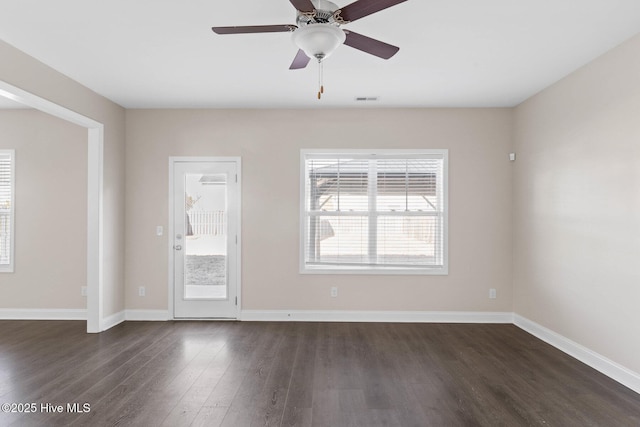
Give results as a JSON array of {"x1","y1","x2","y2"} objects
[
  {"x1": 235, "y1": 174, "x2": 238, "y2": 183},
  {"x1": 235, "y1": 296, "x2": 237, "y2": 305},
  {"x1": 235, "y1": 235, "x2": 238, "y2": 244}
]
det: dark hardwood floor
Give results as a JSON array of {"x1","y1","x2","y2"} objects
[{"x1": 0, "y1": 320, "x2": 639, "y2": 426}]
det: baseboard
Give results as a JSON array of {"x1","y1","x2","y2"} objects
[
  {"x1": 0, "y1": 308, "x2": 87, "y2": 320},
  {"x1": 513, "y1": 314, "x2": 640, "y2": 395},
  {"x1": 124, "y1": 309, "x2": 171, "y2": 321},
  {"x1": 0, "y1": 308, "x2": 510, "y2": 324},
  {"x1": 240, "y1": 310, "x2": 514, "y2": 324},
  {"x1": 0, "y1": 308, "x2": 169, "y2": 324},
  {"x1": 102, "y1": 310, "x2": 126, "y2": 330}
]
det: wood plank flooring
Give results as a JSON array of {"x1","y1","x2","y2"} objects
[{"x1": 0, "y1": 320, "x2": 638, "y2": 426}]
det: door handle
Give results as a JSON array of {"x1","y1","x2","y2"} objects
[{"x1": 174, "y1": 245, "x2": 182, "y2": 251}]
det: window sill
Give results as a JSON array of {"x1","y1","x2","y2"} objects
[{"x1": 300, "y1": 265, "x2": 448, "y2": 276}]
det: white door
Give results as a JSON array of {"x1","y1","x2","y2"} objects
[{"x1": 172, "y1": 159, "x2": 239, "y2": 319}]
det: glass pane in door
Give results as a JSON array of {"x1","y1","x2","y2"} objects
[{"x1": 184, "y1": 173, "x2": 227, "y2": 300}]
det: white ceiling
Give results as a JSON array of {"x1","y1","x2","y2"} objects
[{"x1": 0, "y1": 0, "x2": 639, "y2": 109}]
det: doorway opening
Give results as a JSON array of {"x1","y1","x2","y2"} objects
[{"x1": 0, "y1": 80, "x2": 104, "y2": 333}]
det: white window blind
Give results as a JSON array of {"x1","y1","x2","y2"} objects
[
  {"x1": 0, "y1": 150, "x2": 15, "y2": 272},
  {"x1": 301, "y1": 150, "x2": 448, "y2": 274}
]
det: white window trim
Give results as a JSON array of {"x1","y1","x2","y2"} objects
[
  {"x1": 0, "y1": 149, "x2": 15, "y2": 273},
  {"x1": 299, "y1": 149, "x2": 449, "y2": 275}
]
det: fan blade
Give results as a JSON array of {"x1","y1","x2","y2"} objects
[
  {"x1": 289, "y1": 49, "x2": 311, "y2": 69},
  {"x1": 344, "y1": 31, "x2": 399, "y2": 59},
  {"x1": 212, "y1": 25, "x2": 296, "y2": 35},
  {"x1": 338, "y1": 0, "x2": 407, "y2": 22},
  {"x1": 290, "y1": 0, "x2": 316, "y2": 13}
]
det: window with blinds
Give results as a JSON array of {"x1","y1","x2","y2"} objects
[
  {"x1": 0, "y1": 150, "x2": 14, "y2": 272},
  {"x1": 301, "y1": 150, "x2": 448, "y2": 274}
]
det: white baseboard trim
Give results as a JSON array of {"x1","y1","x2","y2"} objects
[
  {"x1": 0, "y1": 308, "x2": 87, "y2": 320},
  {"x1": 0, "y1": 309, "x2": 170, "y2": 324},
  {"x1": 124, "y1": 309, "x2": 171, "y2": 321},
  {"x1": 240, "y1": 310, "x2": 514, "y2": 324},
  {"x1": 513, "y1": 314, "x2": 640, "y2": 395},
  {"x1": 0, "y1": 308, "x2": 511, "y2": 324},
  {"x1": 102, "y1": 310, "x2": 126, "y2": 331}
]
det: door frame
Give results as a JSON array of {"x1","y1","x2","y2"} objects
[{"x1": 168, "y1": 157, "x2": 242, "y2": 319}]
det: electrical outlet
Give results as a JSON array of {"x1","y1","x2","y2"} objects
[
  {"x1": 330, "y1": 287, "x2": 338, "y2": 298},
  {"x1": 139, "y1": 286, "x2": 146, "y2": 297},
  {"x1": 81, "y1": 286, "x2": 87, "y2": 297},
  {"x1": 489, "y1": 288, "x2": 497, "y2": 299},
  {"x1": 156, "y1": 226, "x2": 163, "y2": 236}
]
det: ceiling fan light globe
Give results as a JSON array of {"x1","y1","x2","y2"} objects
[{"x1": 292, "y1": 24, "x2": 345, "y2": 60}]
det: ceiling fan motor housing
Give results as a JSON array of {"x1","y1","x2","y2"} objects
[{"x1": 296, "y1": 0, "x2": 343, "y2": 26}]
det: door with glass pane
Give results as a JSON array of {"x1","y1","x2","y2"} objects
[{"x1": 172, "y1": 159, "x2": 239, "y2": 318}]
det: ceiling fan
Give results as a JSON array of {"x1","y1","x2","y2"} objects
[{"x1": 212, "y1": 0, "x2": 407, "y2": 98}]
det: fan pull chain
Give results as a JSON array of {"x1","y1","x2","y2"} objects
[{"x1": 317, "y1": 59, "x2": 324, "y2": 100}]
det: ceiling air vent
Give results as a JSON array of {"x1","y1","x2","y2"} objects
[{"x1": 355, "y1": 97, "x2": 379, "y2": 102}]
